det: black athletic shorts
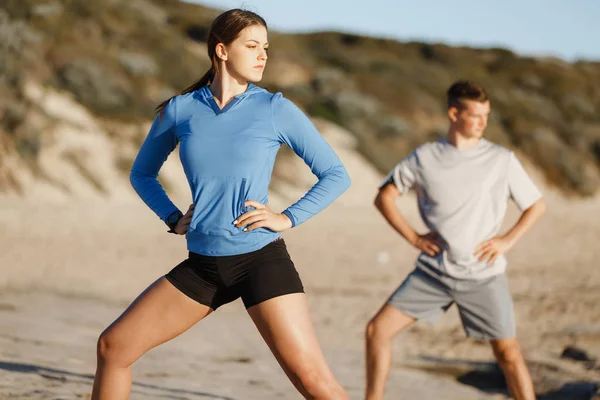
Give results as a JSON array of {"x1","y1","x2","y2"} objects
[{"x1": 165, "y1": 238, "x2": 304, "y2": 309}]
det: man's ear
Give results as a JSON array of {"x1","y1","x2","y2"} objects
[{"x1": 448, "y1": 106, "x2": 459, "y2": 122}]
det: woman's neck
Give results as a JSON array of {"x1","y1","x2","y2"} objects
[{"x1": 209, "y1": 73, "x2": 249, "y2": 109}]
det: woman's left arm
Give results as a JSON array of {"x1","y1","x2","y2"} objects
[
  {"x1": 235, "y1": 93, "x2": 350, "y2": 232},
  {"x1": 270, "y1": 93, "x2": 351, "y2": 228}
]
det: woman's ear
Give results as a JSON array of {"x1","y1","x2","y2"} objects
[{"x1": 216, "y1": 43, "x2": 228, "y2": 61}]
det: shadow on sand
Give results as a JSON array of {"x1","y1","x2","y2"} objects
[
  {"x1": 0, "y1": 360, "x2": 235, "y2": 399},
  {"x1": 408, "y1": 356, "x2": 598, "y2": 400}
]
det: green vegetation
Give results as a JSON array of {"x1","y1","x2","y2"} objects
[{"x1": 1, "y1": 0, "x2": 599, "y2": 195}]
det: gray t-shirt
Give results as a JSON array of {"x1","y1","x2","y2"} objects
[{"x1": 381, "y1": 138, "x2": 542, "y2": 280}]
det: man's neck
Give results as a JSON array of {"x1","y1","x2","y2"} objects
[{"x1": 447, "y1": 130, "x2": 481, "y2": 150}]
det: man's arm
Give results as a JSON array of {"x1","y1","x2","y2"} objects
[
  {"x1": 502, "y1": 198, "x2": 547, "y2": 245},
  {"x1": 375, "y1": 183, "x2": 444, "y2": 257},
  {"x1": 475, "y1": 198, "x2": 546, "y2": 263}
]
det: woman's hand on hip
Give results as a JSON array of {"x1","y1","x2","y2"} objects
[
  {"x1": 235, "y1": 200, "x2": 292, "y2": 232},
  {"x1": 174, "y1": 204, "x2": 194, "y2": 235}
]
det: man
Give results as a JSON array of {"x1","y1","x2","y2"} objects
[{"x1": 365, "y1": 81, "x2": 546, "y2": 400}]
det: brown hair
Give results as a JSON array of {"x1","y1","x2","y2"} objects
[
  {"x1": 447, "y1": 80, "x2": 488, "y2": 109},
  {"x1": 155, "y1": 9, "x2": 267, "y2": 115}
]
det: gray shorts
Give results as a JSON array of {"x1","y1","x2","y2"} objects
[{"x1": 387, "y1": 266, "x2": 516, "y2": 340}]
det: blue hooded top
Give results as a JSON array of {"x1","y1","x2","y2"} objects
[{"x1": 130, "y1": 83, "x2": 351, "y2": 256}]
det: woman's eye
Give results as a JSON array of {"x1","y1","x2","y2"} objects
[{"x1": 248, "y1": 45, "x2": 257, "y2": 49}]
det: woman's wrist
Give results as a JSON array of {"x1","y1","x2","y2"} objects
[{"x1": 279, "y1": 213, "x2": 293, "y2": 231}]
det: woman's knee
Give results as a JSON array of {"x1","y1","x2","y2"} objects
[{"x1": 96, "y1": 328, "x2": 136, "y2": 367}]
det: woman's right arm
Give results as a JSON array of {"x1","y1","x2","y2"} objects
[{"x1": 130, "y1": 99, "x2": 181, "y2": 224}]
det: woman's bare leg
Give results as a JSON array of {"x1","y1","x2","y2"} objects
[
  {"x1": 247, "y1": 293, "x2": 348, "y2": 400},
  {"x1": 92, "y1": 277, "x2": 212, "y2": 400}
]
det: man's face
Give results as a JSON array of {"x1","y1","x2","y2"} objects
[{"x1": 449, "y1": 100, "x2": 490, "y2": 139}]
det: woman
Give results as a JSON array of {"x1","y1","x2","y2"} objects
[{"x1": 92, "y1": 8, "x2": 351, "y2": 400}]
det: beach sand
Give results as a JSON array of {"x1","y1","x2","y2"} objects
[{"x1": 0, "y1": 120, "x2": 598, "y2": 399}]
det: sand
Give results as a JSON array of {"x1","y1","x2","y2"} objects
[{"x1": 0, "y1": 119, "x2": 598, "y2": 399}]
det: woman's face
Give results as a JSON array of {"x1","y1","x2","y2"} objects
[{"x1": 220, "y1": 25, "x2": 269, "y2": 83}]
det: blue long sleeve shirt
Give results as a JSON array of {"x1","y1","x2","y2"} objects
[{"x1": 130, "y1": 83, "x2": 351, "y2": 256}]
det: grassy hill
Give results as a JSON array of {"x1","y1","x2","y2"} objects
[{"x1": 2, "y1": 0, "x2": 600, "y2": 195}]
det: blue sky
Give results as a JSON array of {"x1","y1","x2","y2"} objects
[{"x1": 187, "y1": 0, "x2": 600, "y2": 61}]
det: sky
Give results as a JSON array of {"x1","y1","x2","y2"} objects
[{"x1": 187, "y1": 0, "x2": 600, "y2": 62}]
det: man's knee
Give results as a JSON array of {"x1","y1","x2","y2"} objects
[
  {"x1": 366, "y1": 317, "x2": 395, "y2": 343},
  {"x1": 492, "y1": 339, "x2": 524, "y2": 366},
  {"x1": 366, "y1": 306, "x2": 413, "y2": 343}
]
